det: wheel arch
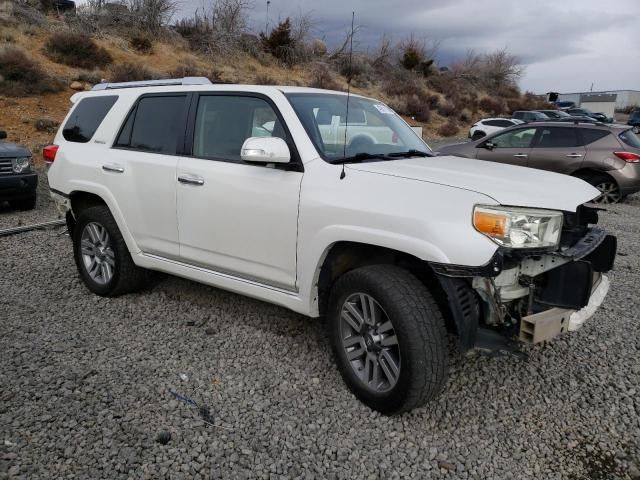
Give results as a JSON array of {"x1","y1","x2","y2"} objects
[
  {"x1": 313, "y1": 241, "x2": 473, "y2": 344},
  {"x1": 67, "y1": 189, "x2": 140, "y2": 255}
]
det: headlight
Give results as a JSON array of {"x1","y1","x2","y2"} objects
[
  {"x1": 473, "y1": 205, "x2": 563, "y2": 249},
  {"x1": 12, "y1": 157, "x2": 33, "y2": 173}
]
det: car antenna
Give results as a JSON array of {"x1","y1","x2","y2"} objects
[{"x1": 340, "y1": 11, "x2": 355, "y2": 180}]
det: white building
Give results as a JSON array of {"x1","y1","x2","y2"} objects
[{"x1": 555, "y1": 90, "x2": 640, "y2": 111}]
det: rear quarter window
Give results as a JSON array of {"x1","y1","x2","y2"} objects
[
  {"x1": 619, "y1": 129, "x2": 640, "y2": 149},
  {"x1": 580, "y1": 129, "x2": 610, "y2": 146},
  {"x1": 62, "y1": 96, "x2": 118, "y2": 143}
]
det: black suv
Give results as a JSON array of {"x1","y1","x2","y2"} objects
[{"x1": 0, "y1": 130, "x2": 37, "y2": 211}]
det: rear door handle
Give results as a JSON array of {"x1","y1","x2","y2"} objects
[
  {"x1": 513, "y1": 154, "x2": 528, "y2": 158},
  {"x1": 102, "y1": 164, "x2": 124, "y2": 173},
  {"x1": 566, "y1": 154, "x2": 583, "y2": 158},
  {"x1": 178, "y1": 174, "x2": 205, "y2": 186}
]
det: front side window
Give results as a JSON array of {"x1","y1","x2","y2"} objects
[
  {"x1": 193, "y1": 95, "x2": 286, "y2": 161},
  {"x1": 63, "y1": 95, "x2": 118, "y2": 143},
  {"x1": 116, "y1": 95, "x2": 186, "y2": 154},
  {"x1": 534, "y1": 127, "x2": 580, "y2": 148},
  {"x1": 285, "y1": 93, "x2": 430, "y2": 162},
  {"x1": 489, "y1": 128, "x2": 536, "y2": 148}
]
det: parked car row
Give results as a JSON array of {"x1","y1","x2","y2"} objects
[
  {"x1": 441, "y1": 120, "x2": 640, "y2": 204},
  {"x1": 0, "y1": 129, "x2": 37, "y2": 210}
]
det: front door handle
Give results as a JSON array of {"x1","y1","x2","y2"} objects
[
  {"x1": 513, "y1": 154, "x2": 528, "y2": 158},
  {"x1": 178, "y1": 174, "x2": 205, "y2": 186},
  {"x1": 566, "y1": 153, "x2": 583, "y2": 158},
  {"x1": 102, "y1": 164, "x2": 124, "y2": 173}
]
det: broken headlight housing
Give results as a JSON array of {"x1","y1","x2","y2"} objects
[{"x1": 473, "y1": 205, "x2": 563, "y2": 249}]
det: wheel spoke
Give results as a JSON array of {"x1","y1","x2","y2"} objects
[
  {"x1": 381, "y1": 334, "x2": 398, "y2": 347},
  {"x1": 81, "y1": 239, "x2": 94, "y2": 256},
  {"x1": 343, "y1": 335, "x2": 362, "y2": 348},
  {"x1": 346, "y1": 345, "x2": 366, "y2": 361},
  {"x1": 379, "y1": 350, "x2": 400, "y2": 386},
  {"x1": 377, "y1": 320, "x2": 393, "y2": 333},
  {"x1": 360, "y1": 294, "x2": 377, "y2": 325},
  {"x1": 343, "y1": 302, "x2": 365, "y2": 331},
  {"x1": 371, "y1": 359, "x2": 381, "y2": 388}
]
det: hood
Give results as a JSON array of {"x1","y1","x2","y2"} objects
[
  {"x1": 347, "y1": 155, "x2": 600, "y2": 212},
  {"x1": 0, "y1": 142, "x2": 31, "y2": 158}
]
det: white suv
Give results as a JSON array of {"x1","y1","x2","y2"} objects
[{"x1": 47, "y1": 78, "x2": 617, "y2": 414}]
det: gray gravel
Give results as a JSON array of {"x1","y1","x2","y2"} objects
[{"x1": 1, "y1": 175, "x2": 640, "y2": 479}]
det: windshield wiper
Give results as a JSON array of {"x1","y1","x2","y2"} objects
[
  {"x1": 386, "y1": 149, "x2": 433, "y2": 158},
  {"x1": 328, "y1": 152, "x2": 392, "y2": 164}
]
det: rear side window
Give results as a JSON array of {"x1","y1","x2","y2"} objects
[
  {"x1": 620, "y1": 129, "x2": 640, "y2": 149},
  {"x1": 580, "y1": 129, "x2": 609, "y2": 145},
  {"x1": 116, "y1": 95, "x2": 186, "y2": 154},
  {"x1": 534, "y1": 127, "x2": 580, "y2": 148},
  {"x1": 63, "y1": 96, "x2": 118, "y2": 143}
]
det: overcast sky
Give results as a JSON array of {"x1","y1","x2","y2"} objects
[{"x1": 177, "y1": 0, "x2": 639, "y2": 93}]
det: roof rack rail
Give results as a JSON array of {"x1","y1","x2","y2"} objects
[{"x1": 92, "y1": 77, "x2": 211, "y2": 91}]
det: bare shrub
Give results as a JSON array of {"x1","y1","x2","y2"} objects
[
  {"x1": 459, "y1": 108, "x2": 473, "y2": 123},
  {"x1": 438, "y1": 120, "x2": 459, "y2": 137},
  {"x1": 437, "y1": 100, "x2": 456, "y2": 118},
  {"x1": 127, "y1": 0, "x2": 177, "y2": 34},
  {"x1": 109, "y1": 62, "x2": 157, "y2": 82},
  {"x1": 175, "y1": 0, "x2": 250, "y2": 57},
  {"x1": 311, "y1": 39, "x2": 327, "y2": 57},
  {"x1": 45, "y1": 32, "x2": 112, "y2": 69},
  {"x1": 170, "y1": 59, "x2": 204, "y2": 78},
  {"x1": 405, "y1": 95, "x2": 432, "y2": 122},
  {"x1": 253, "y1": 73, "x2": 277, "y2": 85},
  {"x1": 478, "y1": 97, "x2": 506, "y2": 115},
  {"x1": 75, "y1": 70, "x2": 104, "y2": 84},
  {"x1": 308, "y1": 63, "x2": 340, "y2": 90},
  {"x1": 0, "y1": 45, "x2": 63, "y2": 96},
  {"x1": 130, "y1": 34, "x2": 153, "y2": 54},
  {"x1": 398, "y1": 35, "x2": 434, "y2": 76}
]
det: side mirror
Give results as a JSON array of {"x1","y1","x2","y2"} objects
[
  {"x1": 482, "y1": 141, "x2": 496, "y2": 150},
  {"x1": 0, "y1": 130, "x2": 6, "y2": 140},
  {"x1": 241, "y1": 137, "x2": 290, "y2": 164}
]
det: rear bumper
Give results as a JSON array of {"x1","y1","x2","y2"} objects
[{"x1": 0, "y1": 173, "x2": 38, "y2": 200}]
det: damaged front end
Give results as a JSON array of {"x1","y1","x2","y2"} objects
[{"x1": 432, "y1": 205, "x2": 616, "y2": 352}]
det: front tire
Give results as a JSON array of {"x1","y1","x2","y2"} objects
[
  {"x1": 327, "y1": 265, "x2": 448, "y2": 414},
  {"x1": 73, "y1": 205, "x2": 147, "y2": 296}
]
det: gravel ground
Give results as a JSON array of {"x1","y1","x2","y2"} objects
[{"x1": 1, "y1": 174, "x2": 639, "y2": 479}]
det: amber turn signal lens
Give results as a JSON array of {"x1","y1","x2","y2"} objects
[{"x1": 474, "y1": 210, "x2": 507, "y2": 238}]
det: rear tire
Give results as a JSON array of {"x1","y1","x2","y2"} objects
[
  {"x1": 327, "y1": 265, "x2": 448, "y2": 414},
  {"x1": 73, "y1": 205, "x2": 147, "y2": 296},
  {"x1": 9, "y1": 194, "x2": 36, "y2": 211}
]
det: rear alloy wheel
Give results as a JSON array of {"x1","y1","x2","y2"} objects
[
  {"x1": 328, "y1": 265, "x2": 448, "y2": 414},
  {"x1": 73, "y1": 205, "x2": 148, "y2": 296},
  {"x1": 590, "y1": 176, "x2": 621, "y2": 204}
]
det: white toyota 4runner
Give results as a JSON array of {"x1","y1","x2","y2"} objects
[{"x1": 47, "y1": 78, "x2": 617, "y2": 414}]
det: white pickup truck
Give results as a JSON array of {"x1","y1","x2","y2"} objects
[{"x1": 46, "y1": 78, "x2": 617, "y2": 414}]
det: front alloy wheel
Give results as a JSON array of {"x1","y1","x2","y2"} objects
[
  {"x1": 340, "y1": 293, "x2": 401, "y2": 393},
  {"x1": 328, "y1": 265, "x2": 448, "y2": 414}
]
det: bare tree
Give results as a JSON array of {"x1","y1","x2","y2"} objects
[
  {"x1": 480, "y1": 47, "x2": 524, "y2": 90},
  {"x1": 127, "y1": 0, "x2": 178, "y2": 34},
  {"x1": 372, "y1": 33, "x2": 392, "y2": 67}
]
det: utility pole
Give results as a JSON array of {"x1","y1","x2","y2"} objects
[{"x1": 265, "y1": 1, "x2": 271, "y2": 33}]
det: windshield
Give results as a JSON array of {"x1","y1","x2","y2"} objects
[{"x1": 285, "y1": 93, "x2": 431, "y2": 162}]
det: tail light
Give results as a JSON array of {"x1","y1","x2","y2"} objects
[
  {"x1": 43, "y1": 144, "x2": 59, "y2": 163},
  {"x1": 613, "y1": 151, "x2": 640, "y2": 163}
]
